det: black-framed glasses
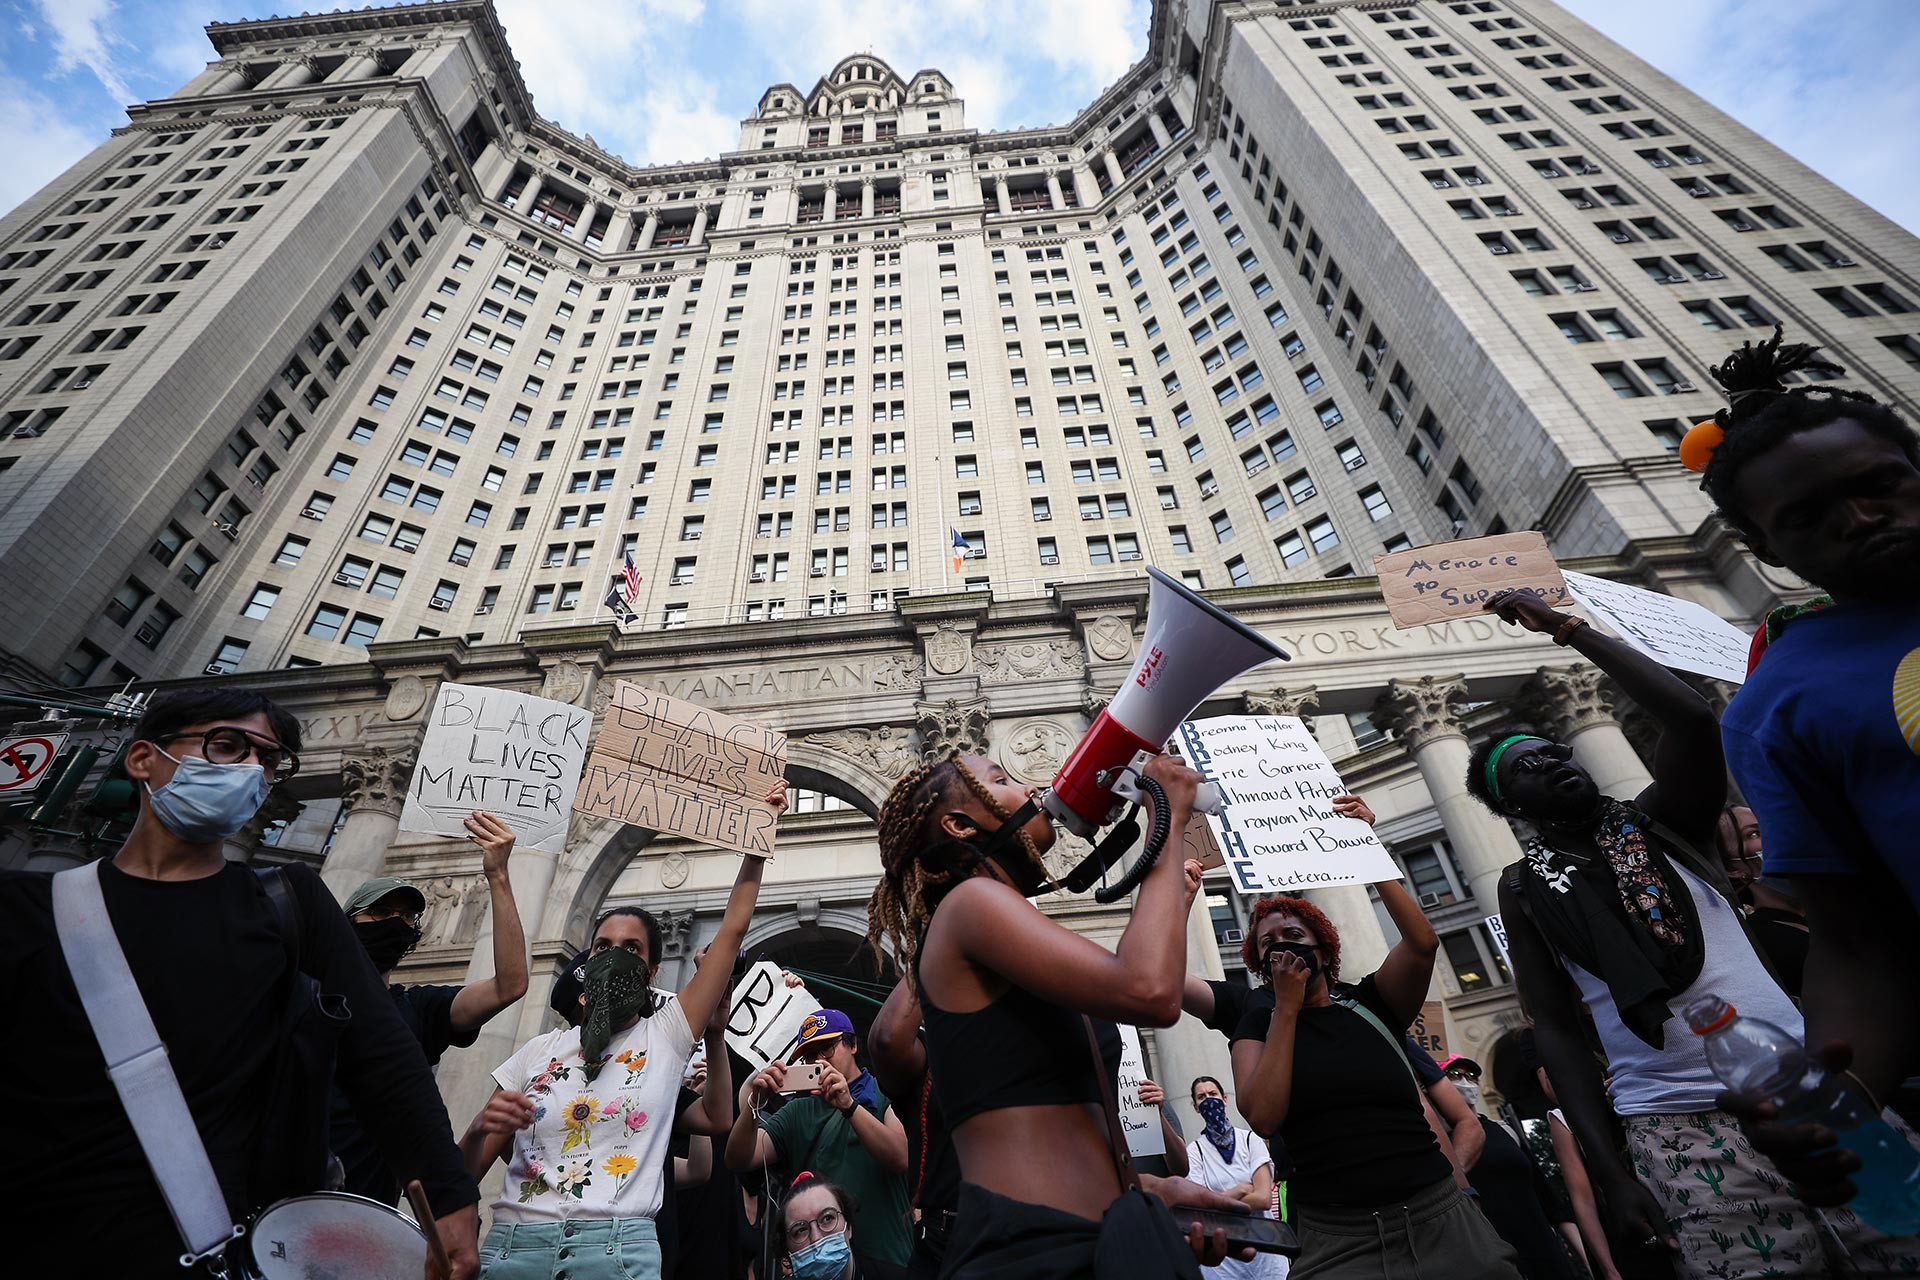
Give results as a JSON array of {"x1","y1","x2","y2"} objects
[
  {"x1": 161, "y1": 728, "x2": 300, "y2": 783},
  {"x1": 1509, "y1": 743, "x2": 1573, "y2": 777},
  {"x1": 785, "y1": 1206, "x2": 845, "y2": 1248}
]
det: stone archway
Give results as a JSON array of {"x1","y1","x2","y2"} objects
[{"x1": 744, "y1": 910, "x2": 898, "y2": 1046}]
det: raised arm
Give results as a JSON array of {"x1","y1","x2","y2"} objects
[
  {"x1": 1336, "y1": 794, "x2": 1438, "y2": 1028},
  {"x1": 1425, "y1": 1077, "x2": 1484, "y2": 1172},
  {"x1": 450, "y1": 811, "x2": 530, "y2": 1033},
  {"x1": 723, "y1": 1061, "x2": 785, "y2": 1172},
  {"x1": 675, "y1": 946, "x2": 738, "y2": 1136},
  {"x1": 678, "y1": 782, "x2": 784, "y2": 1036},
  {"x1": 869, "y1": 977, "x2": 928, "y2": 1102}
]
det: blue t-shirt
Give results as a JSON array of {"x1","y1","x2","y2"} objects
[{"x1": 1721, "y1": 600, "x2": 1920, "y2": 911}]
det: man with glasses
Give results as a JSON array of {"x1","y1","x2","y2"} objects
[
  {"x1": 0, "y1": 687, "x2": 480, "y2": 1277},
  {"x1": 328, "y1": 809, "x2": 529, "y2": 1206},
  {"x1": 728, "y1": 1008, "x2": 914, "y2": 1266}
]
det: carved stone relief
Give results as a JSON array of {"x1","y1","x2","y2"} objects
[
  {"x1": 1002, "y1": 719, "x2": 1074, "y2": 784},
  {"x1": 1370, "y1": 674, "x2": 1469, "y2": 752},
  {"x1": 870, "y1": 653, "x2": 925, "y2": 693},
  {"x1": 539, "y1": 658, "x2": 588, "y2": 707},
  {"x1": 422, "y1": 874, "x2": 488, "y2": 946},
  {"x1": 1086, "y1": 614, "x2": 1134, "y2": 662},
  {"x1": 925, "y1": 625, "x2": 971, "y2": 676},
  {"x1": 799, "y1": 725, "x2": 918, "y2": 780},
  {"x1": 657, "y1": 908, "x2": 695, "y2": 959},
  {"x1": 339, "y1": 746, "x2": 416, "y2": 817},
  {"x1": 659, "y1": 851, "x2": 691, "y2": 889},
  {"x1": 383, "y1": 674, "x2": 429, "y2": 722},
  {"x1": 915, "y1": 698, "x2": 991, "y2": 761},
  {"x1": 1082, "y1": 688, "x2": 1114, "y2": 719},
  {"x1": 1243, "y1": 686, "x2": 1321, "y2": 728},
  {"x1": 975, "y1": 640, "x2": 1085, "y2": 684},
  {"x1": 1516, "y1": 665, "x2": 1615, "y2": 742}
]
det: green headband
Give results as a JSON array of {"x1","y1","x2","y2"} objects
[{"x1": 1484, "y1": 735, "x2": 1549, "y2": 806}]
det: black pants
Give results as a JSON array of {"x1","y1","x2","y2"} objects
[{"x1": 940, "y1": 1182, "x2": 1200, "y2": 1280}]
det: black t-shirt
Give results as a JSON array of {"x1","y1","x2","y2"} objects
[
  {"x1": 329, "y1": 983, "x2": 479, "y2": 1202},
  {"x1": 1231, "y1": 975, "x2": 1449, "y2": 1208},
  {"x1": 0, "y1": 860, "x2": 478, "y2": 1273},
  {"x1": 1202, "y1": 979, "x2": 1291, "y2": 1180}
]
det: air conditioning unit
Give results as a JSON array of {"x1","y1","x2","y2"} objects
[
  {"x1": 135, "y1": 626, "x2": 161, "y2": 646},
  {"x1": 1221, "y1": 928, "x2": 1245, "y2": 946},
  {"x1": 1667, "y1": 381, "x2": 1698, "y2": 394},
  {"x1": 1609, "y1": 233, "x2": 1633, "y2": 244},
  {"x1": 474, "y1": 604, "x2": 493, "y2": 615},
  {"x1": 1489, "y1": 244, "x2": 1511, "y2": 255},
  {"x1": 1040, "y1": 554, "x2": 1060, "y2": 565},
  {"x1": 1463, "y1": 175, "x2": 1486, "y2": 186},
  {"x1": 396, "y1": 543, "x2": 415, "y2": 554},
  {"x1": 557, "y1": 600, "x2": 577, "y2": 610},
  {"x1": 427, "y1": 598, "x2": 451, "y2": 611},
  {"x1": 1578, "y1": 165, "x2": 1603, "y2": 175},
  {"x1": 1034, "y1": 511, "x2": 1051, "y2": 521},
  {"x1": 299, "y1": 507, "x2": 325, "y2": 520},
  {"x1": 1682, "y1": 155, "x2": 1705, "y2": 164},
  {"x1": 1661, "y1": 274, "x2": 1688, "y2": 284},
  {"x1": 1650, "y1": 158, "x2": 1672, "y2": 168},
  {"x1": 11, "y1": 426, "x2": 43, "y2": 439},
  {"x1": 1417, "y1": 891, "x2": 1446, "y2": 910},
  {"x1": 669, "y1": 576, "x2": 691, "y2": 586},
  {"x1": 749, "y1": 571, "x2": 767, "y2": 582},
  {"x1": 333, "y1": 572, "x2": 359, "y2": 586},
  {"x1": 204, "y1": 663, "x2": 228, "y2": 676},
  {"x1": 1574, "y1": 200, "x2": 1594, "y2": 209},
  {"x1": 1430, "y1": 179, "x2": 1453, "y2": 189},
  {"x1": 1688, "y1": 187, "x2": 1712, "y2": 198},
  {"x1": 450, "y1": 555, "x2": 471, "y2": 567},
  {"x1": 1700, "y1": 269, "x2": 1726, "y2": 280},
  {"x1": 1731, "y1": 222, "x2": 1755, "y2": 232},
  {"x1": 810, "y1": 567, "x2": 825, "y2": 577},
  {"x1": 686, "y1": 530, "x2": 701, "y2": 539},
  {"x1": 1118, "y1": 551, "x2": 1142, "y2": 561},
  {"x1": 1494, "y1": 207, "x2": 1518, "y2": 216},
  {"x1": 1200, "y1": 484, "x2": 1219, "y2": 498},
  {"x1": 1539, "y1": 168, "x2": 1564, "y2": 179},
  {"x1": 1574, "y1": 281, "x2": 1599, "y2": 291},
  {"x1": 1831, "y1": 257, "x2": 1858, "y2": 267}
]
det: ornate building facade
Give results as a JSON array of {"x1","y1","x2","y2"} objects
[{"x1": 1, "y1": 0, "x2": 1915, "y2": 1150}]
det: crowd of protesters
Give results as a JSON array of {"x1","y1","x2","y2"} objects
[{"x1": 2, "y1": 327, "x2": 1915, "y2": 1278}]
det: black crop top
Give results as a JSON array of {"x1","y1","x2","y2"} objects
[{"x1": 921, "y1": 977, "x2": 1123, "y2": 1129}]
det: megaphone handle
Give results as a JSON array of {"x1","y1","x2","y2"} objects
[{"x1": 1192, "y1": 781, "x2": 1223, "y2": 816}]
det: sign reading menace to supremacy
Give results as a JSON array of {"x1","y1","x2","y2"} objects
[
  {"x1": 1373, "y1": 531, "x2": 1572, "y2": 629},
  {"x1": 1178, "y1": 715, "x2": 1402, "y2": 895},
  {"x1": 1562, "y1": 571, "x2": 1752, "y2": 685},
  {"x1": 398, "y1": 683, "x2": 591, "y2": 854},
  {"x1": 573, "y1": 681, "x2": 787, "y2": 858},
  {"x1": 1116, "y1": 1025, "x2": 1166, "y2": 1158},
  {"x1": 725, "y1": 960, "x2": 818, "y2": 1070}
]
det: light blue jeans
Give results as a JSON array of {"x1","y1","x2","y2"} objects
[{"x1": 480, "y1": 1217, "x2": 660, "y2": 1280}]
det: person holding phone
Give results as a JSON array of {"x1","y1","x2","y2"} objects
[
  {"x1": 726, "y1": 1008, "x2": 914, "y2": 1266},
  {"x1": 1231, "y1": 794, "x2": 1520, "y2": 1279},
  {"x1": 864, "y1": 752, "x2": 1257, "y2": 1278}
]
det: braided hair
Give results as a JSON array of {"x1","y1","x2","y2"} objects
[
  {"x1": 1695, "y1": 325, "x2": 1917, "y2": 535},
  {"x1": 865, "y1": 753, "x2": 1052, "y2": 984}
]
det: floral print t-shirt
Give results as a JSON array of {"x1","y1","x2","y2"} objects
[{"x1": 490, "y1": 991, "x2": 697, "y2": 1223}]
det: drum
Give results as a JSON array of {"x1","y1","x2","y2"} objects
[{"x1": 231, "y1": 1192, "x2": 428, "y2": 1279}]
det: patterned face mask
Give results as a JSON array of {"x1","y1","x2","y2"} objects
[{"x1": 580, "y1": 947, "x2": 652, "y2": 1080}]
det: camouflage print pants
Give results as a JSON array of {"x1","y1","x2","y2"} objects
[{"x1": 1623, "y1": 1108, "x2": 1920, "y2": 1278}]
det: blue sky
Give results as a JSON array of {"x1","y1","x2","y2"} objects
[{"x1": 1, "y1": 0, "x2": 1916, "y2": 235}]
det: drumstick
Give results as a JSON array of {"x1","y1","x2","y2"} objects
[{"x1": 407, "y1": 1180, "x2": 451, "y2": 1279}]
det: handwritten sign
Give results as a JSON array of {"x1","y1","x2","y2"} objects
[
  {"x1": 398, "y1": 683, "x2": 590, "y2": 854},
  {"x1": 1177, "y1": 715, "x2": 1401, "y2": 894},
  {"x1": 1374, "y1": 531, "x2": 1570, "y2": 628},
  {"x1": 1485, "y1": 914, "x2": 1511, "y2": 970},
  {"x1": 1562, "y1": 571, "x2": 1751, "y2": 685},
  {"x1": 725, "y1": 961, "x2": 817, "y2": 1070},
  {"x1": 573, "y1": 681, "x2": 787, "y2": 858},
  {"x1": 1410, "y1": 1001, "x2": 1450, "y2": 1059},
  {"x1": 1116, "y1": 1025, "x2": 1166, "y2": 1158}
]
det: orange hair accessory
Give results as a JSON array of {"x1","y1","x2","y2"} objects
[{"x1": 1678, "y1": 418, "x2": 1724, "y2": 473}]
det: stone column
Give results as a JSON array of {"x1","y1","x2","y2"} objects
[
  {"x1": 690, "y1": 204, "x2": 711, "y2": 246},
  {"x1": 396, "y1": 45, "x2": 434, "y2": 77},
  {"x1": 1373, "y1": 675, "x2": 1526, "y2": 918},
  {"x1": 330, "y1": 51, "x2": 383, "y2": 83},
  {"x1": 822, "y1": 185, "x2": 837, "y2": 222},
  {"x1": 259, "y1": 58, "x2": 316, "y2": 90},
  {"x1": 1103, "y1": 150, "x2": 1127, "y2": 189},
  {"x1": 514, "y1": 171, "x2": 544, "y2": 215},
  {"x1": 1045, "y1": 172, "x2": 1066, "y2": 211},
  {"x1": 860, "y1": 179, "x2": 874, "y2": 219},
  {"x1": 604, "y1": 208, "x2": 634, "y2": 254},
  {"x1": 471, "y1": 139, "x2": 513, "y2": 197},
  {"x1": 636, "y1": 211, "x2": 658, "y2": 251},
  {"x1": 1147, "y1": 112, "x2": 1173, "y2": 151},
  {"x1": 1519, "y1": 665, "x2": 1653, "y2": 800},
  {"x1": 223, "y1": 790, "x2": 304, "y2": 865},
  {"x1": 1073, "y1": 166, "x2": 1101, "y2": 207},
  {"x1": 993, "y1": 176, "x2": 1012, "y2": 217},
  {"x1": 571, "y1": 197, "x2": 598, "y2": 243},
  {"x1": 319, "y1": 745, "x2": 415, "y2": 902},
  {"x1": 201, "y1": 64, "x2": 251, "y2": 95}
]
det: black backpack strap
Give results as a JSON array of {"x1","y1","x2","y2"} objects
[{"x1": 256, "y1": 867, "x2": 301, "y2": 970}]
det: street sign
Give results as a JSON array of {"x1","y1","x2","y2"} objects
[{"x1": 0, "y1": 734, "x2": 70, "y2": 792}]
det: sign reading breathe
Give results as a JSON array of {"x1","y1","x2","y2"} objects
[
  {"x1": 1374, "y1": 531, "x2": 1571, "y2": 628},
  {"x1": 399, "y1": 683, "x2": 591, "y2": 854}
]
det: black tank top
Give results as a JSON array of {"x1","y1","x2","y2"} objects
[{"x1": 920, "y1": 974, "x2": 1123, "y2": 1129}]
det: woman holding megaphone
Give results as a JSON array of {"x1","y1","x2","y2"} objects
[{"x1": 866, "y1": 751, "x2": 1258, "y2": 1278}]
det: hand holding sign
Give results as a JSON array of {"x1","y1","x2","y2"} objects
[
  {"x1": 400, "y1": 683, "x2": 592, "y2": 854},
  {"x1": 1116, "y1": 1026, "x2": 1166, "y2": 1158},
  {"x1": 1482, "y1": 586, "x2": 1573, "y2": 635},
  {"x1": 1374, "y1": 531, "x2": 1571, "y2": 629}
]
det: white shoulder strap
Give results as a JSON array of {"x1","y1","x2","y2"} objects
[{"x1": 53, "y1": 861, "x2": 242, "y2": 1266}]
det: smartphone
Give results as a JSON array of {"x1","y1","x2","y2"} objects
[
  {"x1": 1168, "y1": 1207, "x2": 1298, "y2": 1256},
  {"x1": 778, "y1": 1060, "x2": 828, "y2": 1094}
]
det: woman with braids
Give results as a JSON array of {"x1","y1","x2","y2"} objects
[
  {"x1": 866, "y1": 752, "x2": 1257, "y2": 1278},
  {"x1": 1228, "y1": 795, "x2": 1521, "y2": 1280},
  {"x1": 1678, "y1": 326, "x2": 1920, "y2": 1224},
  {"x1": 458, "y1": 782, "x2": 787, "y2": 1280}
]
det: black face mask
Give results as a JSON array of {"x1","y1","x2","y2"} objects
[
  {"x1": 964, "y1": 798, "x2": 1050, "y2": 898},
  {"x1": 354, "y1": 916, "x2": 422, "y2": 973},
  {"x1": 1260, "y1": 940, "x2": 1323, "y2": 987}
]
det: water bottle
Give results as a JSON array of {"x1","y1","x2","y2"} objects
[{"x1": 1685, "y1": 994, "x2": 1920, "y2": 1235}]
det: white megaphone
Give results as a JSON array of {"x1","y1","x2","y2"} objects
[{"x1": 1044, "y1": 567, "x2": 1289, "y2": 848}]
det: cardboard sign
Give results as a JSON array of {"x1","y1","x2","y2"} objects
[
  {"x1": 1116, "y1": 1025, "x2": 1166, "y2": 1158},
  {"x1": 573, "y1": 681, "x2": 787, "y2": 858},
  {"x1": 398, "y1": 683, "x2": 590, "y2": 854},
  {"x1": 1562, "y1": 571, "x2": 1752, "y2": 685},
  {"x1": 725, "y1": 961, "x2": 818, "y2": 1070},
  {"x1": 1485, "y1": 914, "x2": 1511, "y2": 969},
  {"x1": 1409, "y1": 1001, "x2": 1450, "y2": 1059},
  {"x1": 1374, "y1": 531, "x2": 1571, "y2": 628},
  {"x1": 1178, "y1": 715, "x2": 1402, "y2": 894}
]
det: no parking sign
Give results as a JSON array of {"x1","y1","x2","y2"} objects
[{"x1": 0, "y1": 734, "x2": 69, "y2": 793}]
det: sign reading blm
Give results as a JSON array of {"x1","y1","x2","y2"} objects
[
  {"x1": 573, "y1": 681, "x2": 787, "y2": 858},
  {"x1": 399, "y1": 683, "x2": 592, "y2": 854},
  {"x1": 1178, "y1": 714, "x2": 1401, "y2": 894}
]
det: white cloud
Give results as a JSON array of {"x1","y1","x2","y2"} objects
[
  {"x1": 0, "y1": 78, "x2": 112, "y2": 216},
  {"x1": 31, "y1": 0, "x2": 133, "y2": 104},
  {"x1": 638, "y1": 74, "x2": 737, "y2": 164}
]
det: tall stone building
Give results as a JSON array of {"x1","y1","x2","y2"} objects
[{"x1": 1, "y1": 0, "x2": 1915, "y2": 1141}]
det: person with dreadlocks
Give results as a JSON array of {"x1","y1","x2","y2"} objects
[
  {"x1": 457, "y1": 780, "x2": 786, "y2": 1280},
  {"x1": 1471, "y1": 572, "x2": 1920, "y2": 1276},
  {"x1": 865, "y1": 752, "x2": 1257, "y2": 1278},
  {"x1": 1679, "y1": 325, "x2": 1920, "y2": 1222}
]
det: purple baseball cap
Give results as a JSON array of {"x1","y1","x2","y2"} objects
[{"x1": 792, "y1": 1008, "x2": 856, "y2": 1056}]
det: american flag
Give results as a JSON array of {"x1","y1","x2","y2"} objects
[{"x1": 621, "y1": 550, "x2": 643, "y2": 603}]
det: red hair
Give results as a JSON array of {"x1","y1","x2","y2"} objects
[{"x1": 1241, "y1": 895, "x2": 1342, "y2": 986}]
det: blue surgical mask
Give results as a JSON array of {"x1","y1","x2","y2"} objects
[
  {"x1": 789, "y1": 1231, "x2": 851, "y2": 1280},
  {"x1": 145, "y1": 749, "x2": 269, "y2": 843}
]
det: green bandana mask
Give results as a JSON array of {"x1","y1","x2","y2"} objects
[{"x1": 580, "y1": 947, "x2": 653, "y2": 1081}]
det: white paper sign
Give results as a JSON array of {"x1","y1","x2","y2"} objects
[
  {"x1": 725, "y1": 960, "x2": 818, "y2": 1070},
  {"x1": 1562, "y1": 571, "x2": 1752, "y2": 685},
  {"x1": 1177, "y1": 715, "x2": 1402, "y2": 894},
  {"x1": 1115, "y1": 1025, "x2": 1166, "y2": 1159},
  {"x1": 1486, "y1": 914, "x2": 1511, "y2": 968},
  {"x1": 398, "y1": 682, "x2": 592, "y2": 854}
]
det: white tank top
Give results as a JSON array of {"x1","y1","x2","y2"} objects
[{"x1": 1565, "y1": 862, "x2": 1802, "y2": 1115}]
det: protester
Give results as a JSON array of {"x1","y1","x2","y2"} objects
[
  {"x1": 1493, "y1": 1032, "x2": 1624, "y2": 1280},
  {"x1": 726, "y1": 1007, "x2": 915, "y2": 1266},
  {"x1": 1133, "y1": 1078, "x2": 1191, "y2": 1179},
  {"x1": 1475, "y1": 586, "x2": 1919, "y2": 1276},
  {"x1": 1183, "y1": 1076, "x2": 1288, "y2": 1280},
  {"x1": 0, "y1": 687, "x2": 479, "y2": 1276},
  {"x1": 865, "y1": 752, "x2": 1254, "y2": 1277},
  {"x1": 1689, "y1": 329, "x2": 1920, "y2": 1204},
  {"x1": 1712, "y1": 805, "x2": 1808, "y2": 997},
  {"x1": 868, "y1": 977, "x2": 961, "y2": 1279},
  {"x1": 774, "y1": 1172, "x2": 911, "y2": 1280},
  {"x1": 459, "y1": 781, "x2": 782, "y2": 1280},
  {"x1": 1230, "y1": 791, "x2": 1520, "y2": 1278},
  {"x1": 328, "y1": 808, "x2": 530, "y2": 1204}
]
